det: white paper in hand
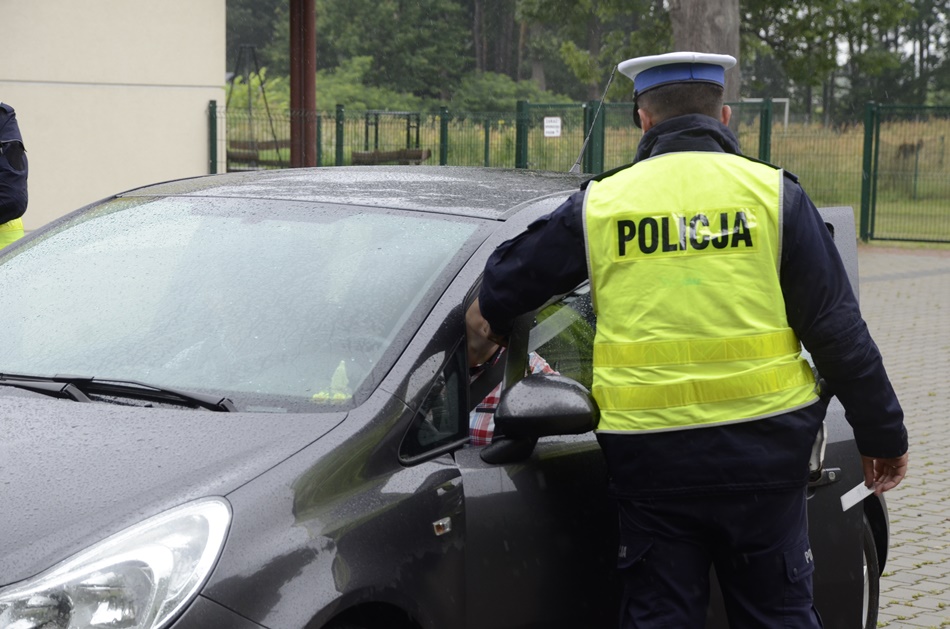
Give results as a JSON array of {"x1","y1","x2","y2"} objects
[{"x1": 840, "y1": 481, "x2": 875, "y2": 512}]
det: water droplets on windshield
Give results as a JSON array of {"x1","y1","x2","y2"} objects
[{"x1": 0, "y1": 197, "x2": 479, "y2": 411}]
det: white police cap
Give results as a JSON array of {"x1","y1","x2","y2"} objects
[{"x1": 618, "y1": 52, "x2": 736, "y2": 96}]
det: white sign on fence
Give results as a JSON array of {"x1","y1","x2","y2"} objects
[{"x1": 543, "y1": 116, "x2": 562, "y2": 138}]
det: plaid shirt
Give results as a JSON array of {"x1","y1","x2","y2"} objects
[{"x1": 469, "y1": 350, "x2": 556, "y2": 446}]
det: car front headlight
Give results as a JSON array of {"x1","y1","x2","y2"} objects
[{"x1": 0, "y1": 497, "x2": 231, "y2": 629}]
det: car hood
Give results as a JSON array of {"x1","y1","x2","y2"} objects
[{"x1": 0, "y1": 393, "x2": 346, "y2": 586}]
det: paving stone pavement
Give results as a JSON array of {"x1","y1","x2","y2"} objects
[{"x1": 856, "y1": 244, "x2": 950, "y2": 628}]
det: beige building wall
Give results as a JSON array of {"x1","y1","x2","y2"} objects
[{"x1": 0, "y1": 0, "x2": 226, "y2": 231}]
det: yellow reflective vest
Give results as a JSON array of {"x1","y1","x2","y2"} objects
[
  {"x1": 0, "y1": 217, "x2": 24, "y2": 249},
  {"x1": 583, "y1": 151, "x2": 818, "y2": 433}
]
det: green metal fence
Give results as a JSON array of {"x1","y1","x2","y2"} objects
[
  {"x1": 516, "y1": 99, "x2": 773, "y2": 174},
  {"x1": 601, "y1": 103, "x2": 639, "y2": 170},
  {"x1": 441, "y1": 108, "x2": 519, "y2": 168},
  {"x1": 208, "y1": 99, "x2": 950, "y2": 244},
  {"x1": 861, "y1": 104, "x2": 950, "y2": 243},
  {"x1": 212, "y1": 99, "x2": 774, "y2": 173},
  {"x1": 729, "y1": 101, "x2": 771, "y2": 162},
  {"x1": 213, "y1": 103, "x2": 528, "y2": 170},
  {"x1": 516, "y1": 101, "x2": 587, "y2": 172},
  {"x1": 772, "y1": 120, "x2": 866, "y2": 216}
]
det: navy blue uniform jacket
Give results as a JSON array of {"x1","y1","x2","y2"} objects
[
  {"x1": 0, "y1": 103, "x2": 28, "y2": 224},
  {"x1": 478, "y1": 114, "x2": 907, "y2": 497}
]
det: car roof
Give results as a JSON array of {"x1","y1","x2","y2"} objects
[{"x1": 119, "y1": 166, "x2": 588, "y2": 220}]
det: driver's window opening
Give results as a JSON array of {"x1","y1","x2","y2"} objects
[{"x1": 467, "y1": 285, "x2": 596, "y2": 447}]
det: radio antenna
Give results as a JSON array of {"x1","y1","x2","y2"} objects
[{"x1": 569, "y1": 65, "x2": 617, "y2": 174}]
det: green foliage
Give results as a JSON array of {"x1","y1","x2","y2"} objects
[
  {"x1": 226, "y1": 0, "x2": 286, "y2": 76},
  {"x1": 260, "y1": 2, "x2": 290, "y2": 77},
  {"x1": 313, "y1": 57, "x2": 425, "y2": 111},
  {"x1": 835, "y1": 0, "x2": 916, "y2": 119},
  {"x1": 839, "y1": 47, "x2": 906, "y2": 119},
  {"x1": 517, "y1": 0, "x2": 670, "y2": 101},
  {"x1": 740, "y1": 0, "x2": 948, "y2": 119},
  {"x1": 931, "y1": 61, "x2": 950, "y2": 106},
  {"x1": 740, "y1": 41, "x2": 791, "y2": 100},
  {"x1": 907, "y1": 0, "x2": 950, "y2": 106},
  {"x1": 476, "y1": 0, "x2": 521, "y2": 76},
  {"x1": 226, "y1": 58, "x2": 427, "y2": 114},
  {"x1": 224, "y1": 0, "x2": 950, "y2": 123},
  {"x1": 317, "y1": 0, "x2": 471, "y2": 99},
  {"x1": 741, "y1": 0, "x2": 840, "y2": 88},
  {"x1": 226, "y1": 68, "x2": 290, "y2": 114},
  {"x1": 451, "y1": 72, "x2": 573, "y2": 112}
]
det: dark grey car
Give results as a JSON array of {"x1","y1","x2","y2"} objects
[{"x1": 0, "y1": 167, "x2": 885, "y2": 629}]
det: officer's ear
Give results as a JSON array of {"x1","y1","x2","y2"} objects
[
  {"x1": 720, "y1": 105, "x2": 732, "y2": 126},
  {"x1": 638, "y1": 108, "x2": 656, "y2": 133}
]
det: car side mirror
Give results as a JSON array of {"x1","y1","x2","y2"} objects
[
  {"x1": 479, "y1": 436, "x2": 538, "y2": 465},
  {"x1": 479, "y1": 374, "x2": 599, "y2": 465}
]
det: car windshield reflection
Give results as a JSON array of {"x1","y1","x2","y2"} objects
[{"x1": 0, "y1": 196, "x2": 479, "y2": 411}]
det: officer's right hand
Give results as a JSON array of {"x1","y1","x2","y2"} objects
[
  {"x1": 862, "y1": 452, "x2": 909, "y2": 494},
  {"x1": 466, "y1": 298, "x2": 506, "y2": 367}
]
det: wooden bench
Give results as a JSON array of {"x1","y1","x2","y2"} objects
[
  {"x1": 227, "y1": 139, "x2": 291, "y2": 170},
  {"x1": 351, "y1": 148, "x2": 432, "y2": 165},
  {"x1": 226, "y1": 143, "x2": 433, "y2": 170}
]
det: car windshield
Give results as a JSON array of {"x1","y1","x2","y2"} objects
[{"x1": 0, "y1": 196, "x2": 481, "y2": 412}]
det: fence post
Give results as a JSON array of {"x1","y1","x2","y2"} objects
[
  {"x1": 583, "y1": 100, "x2": 605, "y2": 174},
  {"x1": 208, "y1": 100, "x2": 218, "y2": 174},
  {"x1": 583, "y1": 102, "x2": 592, "y2": 173},
  {"x1": 316, "y1": 114, "x2": 322, "y2": 167},
  {"x1": 335, "y1": 104, "x2": 345, "y2": 166},
  {"x1": 439, "y1": 107, "x2": 449, "y2": 165},
  {"x1": 860, "y1": 102, "x2": 876, "y2": 241},
  {"x1": 484, "y1": 118, "x2": 491, "y2": 167},
  {"x1": 516, "y1": 100, "x2": 529, "y2": 169},
  {"x1": 758, "y1": 98, "x2": 772, "y2": 163}
]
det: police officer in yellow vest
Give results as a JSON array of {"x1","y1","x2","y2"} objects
[
  {"x1": 467, "y1": 52, "x2": 908, "y2": 627},
  {"x1": 0, "y1": 103, "x2": 28, "y2": 249}
]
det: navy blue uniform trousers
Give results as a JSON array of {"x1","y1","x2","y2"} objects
[{"x1": 616, "y1": 488, "x2": 822, "y2": 628}]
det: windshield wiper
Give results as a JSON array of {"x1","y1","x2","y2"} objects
[
  {"x1": 0, "y1": 373, "x2": 236, "y2": 412},
  {"x1": 0, "y1": 375, "x2": 93, "y2": 403}
]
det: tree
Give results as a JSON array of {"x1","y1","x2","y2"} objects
[
  {"x1": 451, "y1": 71, "x2": 573, "y2": 112},
  {"x1": 740, "y1": 44, "x2": 790, "y2": 98},
  {"x1": 470, "y1": 0, "x2": 520, "y2": 76},
  {"x1": 317, "y1": 0, "x2": 471, "y2": 99},
  {"x1": 226, "y1": 57, "x2": 431, "y2": 112},
  {"x1": 517, "y1": 0, "x2": 671, "y2": 101},
  {"x1": 740, "y1": 0, "x2": 942, "y2": 121},
  {"x1": 226, "y1": 0, "x2": 287, "y2": 76},
  {"x1": 741, "y1": 0, "x2": 840, "y2": 117},
  {"x1": 835, "y1": 0, "x2": 914, "y2": 118},
  {"x1": 669, "y1": 0, "x2": 740, "y2": 102},
  {"x1": 224, "y1": 0, "x2": 949, "y2": 119},
  {"x1": 902, "y1": 0, "x2": 949, "y2": 105}
]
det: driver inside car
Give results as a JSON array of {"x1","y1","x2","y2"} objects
[{"x1": 467, "y1": 307, "x2": 557, "y2": 446}]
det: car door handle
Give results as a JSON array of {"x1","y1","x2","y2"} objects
[{"x1": 808, "y1": 467, "x2": 842, "y2": 488}]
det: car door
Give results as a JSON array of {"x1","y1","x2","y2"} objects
[{"x1": 454, "y1": 285, "x2": 620, "y2": 629}]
